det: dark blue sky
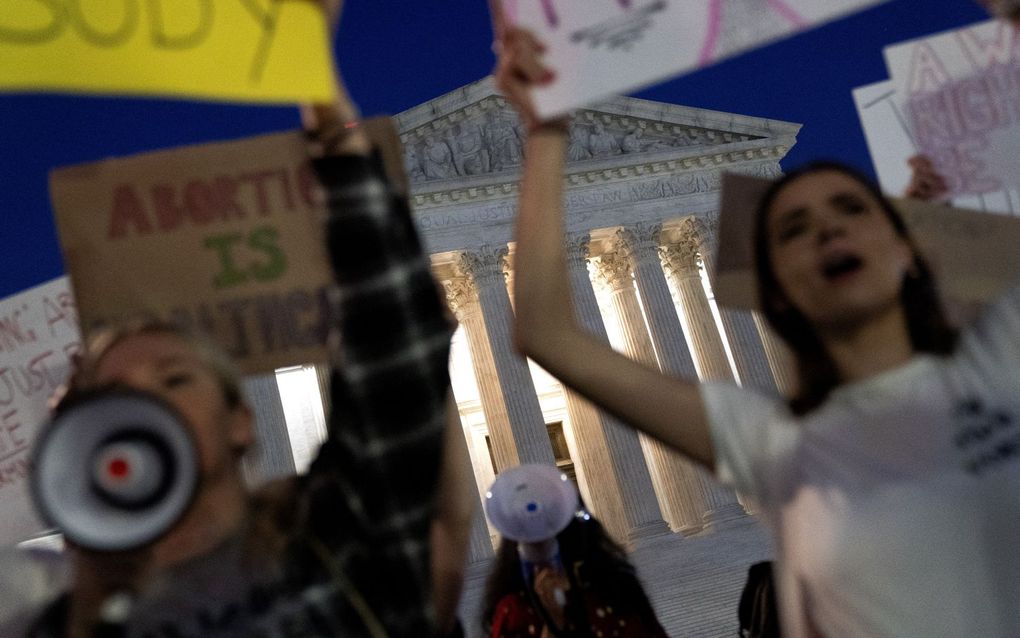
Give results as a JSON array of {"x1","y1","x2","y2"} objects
[{"x1": 0, "y1": 0, "x2": 988, "y2": 299}]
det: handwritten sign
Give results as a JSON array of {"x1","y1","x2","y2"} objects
[
  {"x1": 50, "y1": 120, "x2": 407, "y2": 375},
  {"x1": 884, "y1": 19, "x2": 1020, "y2": 198},
  {"x1": 712, "y1": 173, "x2": 1020, "y2": 314},
  {"x1": 0, "y1": 277, "x2": 80, "y2": 547},
  {"x1": 852, "y1": 79, "x2": 1020, "y2": 214},
  {"x1": 491, "y1": 0, "x2": 889, "y2": 118},
  {"x1": 0, "y1": 0, "x2": 335, "y2": 103}
]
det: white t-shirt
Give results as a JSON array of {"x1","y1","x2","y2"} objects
[{"x1": 703, "y1": 284, "x2": 1020, "y2": 638}]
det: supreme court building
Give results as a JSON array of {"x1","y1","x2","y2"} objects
[{"x1": 254, "y1": 78, "x2": 801, "y2": 636}]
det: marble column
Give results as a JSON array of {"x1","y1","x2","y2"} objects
[
  {"x1": 447, "y1": 246, "x2": 555, "y2": 472},
  {"x1": 444, "y1": 396, "x2": 496, "y2": 563},
  {"x1": 607, "y1": 224, "x2": 729, "y2": 533},
  {"x1": 659, "y1": 234, "x2": 748, "y2": 529},
  {"x1": 241, "y1": 374, "x2": 296, "y2": 487},
  {"x1": 561, "y1": 233, "x2": 670, "y2": 545},
  {"x1": 753, "y1": 313, "x2": 797, "y2": 396},
  {"x1": 678, "y1": 216, "x2": 778, "y2": 394},
  {"x1": 659, "y1": 235, "x2": 733, "y2": 383}
]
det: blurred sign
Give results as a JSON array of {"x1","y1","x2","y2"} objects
[
  {"x1": 0, "y1": 0, "x2": 335, "y2": 103},
  {"x1": 0, "y1": 277, "x2": 79, "y2": 547},
  {"x1": 50, "y1": 119, "x2": 406, "y2": 375},
  {"x1": 884, "y1": 19, "x2": 1020, "y2": 198},
  {"x1": 491, "y1": 0, "x2": 889, "y2": 118}
]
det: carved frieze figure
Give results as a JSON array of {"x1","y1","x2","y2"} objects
[
  {"x1": 621, "y1": 127, "x2": 645, "y2": 154},
  {"x1": 404, "y1": 143, "x2": 425, "y2": 181},
  {"x1": 453, "y1": 123, "x2": 491, "y2": 176},
  {"x1": 488, "y1": 115, "x2": 523, "y2": 170},
  {"x1": 567, "y1": 122, "x2": 592, "y2": 162},
  {"x1": 588, "y1": 122, "x2": 621, "y2": 157},
  {"x1": 422, "y1": 133, "x2": 459, "y2": 180}
]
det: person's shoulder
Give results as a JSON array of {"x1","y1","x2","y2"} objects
[
  {"x1": 245, "y1": 476, "x2": 303, "y2": 554},
  {"x1": 700, "y1": 381, "x2": 786, "y2": 423}
]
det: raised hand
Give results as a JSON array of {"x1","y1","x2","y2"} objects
[
  {"x1": 493, "y1": 27, "x2": 564, "y2": 133},
  {"x1": 904, "y1": 155, "x2": 949, "y2": 202}
]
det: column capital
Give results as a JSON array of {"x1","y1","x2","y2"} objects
[
  {"x1": 659, "y1": 241, "x2": 701, "y2": 277},
  {"x1": 676, "y1": 215, "x2": 718, "y2": 253},
  {"x1": 591, "y1": 250, "x2": 634, "y2": 293},
  {"x1": 442, "y1": 276, "x2": 479, "y2": 319},
  {"x1": 563, "y1": 232, "x2": 593, "y2": 265},
  {"x1": 615, "y1": 223, "x2": 663, "y2": 265},
  {"x1": 457, "y1": 245, "x2": 509, "y2": 287},
  {"x1": 617, "y1": 222, "x2": 663, "y2": 251},
  {"x1": 501, "y1": 251, "x2": 514, "y2": 286}
]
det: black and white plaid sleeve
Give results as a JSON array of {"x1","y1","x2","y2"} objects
[{"x1": 301, "y1": 153, "x2": 454, "y2": 633}]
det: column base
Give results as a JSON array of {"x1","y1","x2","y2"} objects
[
  {"x1": 626, "y1": 520, "x2": 675, "y2": 550},
  {"x1": 699, "y1": 502, "x2": 752, "y2": 534}
]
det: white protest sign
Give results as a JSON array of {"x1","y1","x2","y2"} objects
[
  {"x1": 0, "y1": 277, "x2": 80, "y2": 547},
  {"x1": 884, "y1": 19, "x2": 1020, "y2": 199},
  {"x1": 853, "y1": 79, "x2": 1020, "y2": 214},
  {"x1": 492, "y1": 0, "x2": 890, "y2": 118},
  {"x1": 852, "y1": 80, "x2": 917, "y2": 196}
]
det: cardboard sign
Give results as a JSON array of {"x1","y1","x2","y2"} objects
[
  {"x1": 490, "y1": 0, "x2": 889, "y2": 118},
  {"x1": 884, "y1": 19, "x2": 1020, "y2": 198},
  {"x1": 713, "y1": 172, "x2": 1020, "y2": 312},
  {"x1": 50, "y1": 119, "x2": 406, "y2": 375},
  {"x1": 0, "y1": 277, "x2": 80, "y2": 547},
  {"x1": 0, "y1": 0, "x2": 335, "y2": 103}
]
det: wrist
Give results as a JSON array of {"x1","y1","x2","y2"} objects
[
  {"x1": 528, "y1": 117, "x2": 570, "y2": 137},
  {"x1": 301, "y1": 103, "x2": 370, "y2": 156}
]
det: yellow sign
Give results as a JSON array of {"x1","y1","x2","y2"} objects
[{"x1": 0, "y1": 0, "x2": 336, "y2": 103}]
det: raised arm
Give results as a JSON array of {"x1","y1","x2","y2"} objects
[
  {"x1": 296, "y1": 2, "x2": 455, "y2": 632},
  {"x1": 497, "y1": 29, "x2": 715, "y2": 470}
]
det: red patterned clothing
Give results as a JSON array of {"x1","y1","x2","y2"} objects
[{"x1": 490, "y1": 591, "x2": 669, "y2": 638}]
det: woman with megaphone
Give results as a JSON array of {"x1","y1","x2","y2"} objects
[
  {"x1": 482, "y1": 465, "x2": 668, "y2": 638},
  {"x1": 21, "y1": 1, "x2": 460, "y2": 636}
]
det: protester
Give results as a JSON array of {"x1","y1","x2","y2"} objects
[
  {"x1": 483, "y1": 491, "x2": 667, "y2": 638},
  {"x1": 497, "y1": 26, "x2": 1020, "y2": 638},
  {"x1": 20, "y1": 1, "x2": 459, "y2": 635}
]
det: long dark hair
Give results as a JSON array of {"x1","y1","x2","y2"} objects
[
  {"x1": 753, "y1": 161, "x2": 958, "y2": 415},
  {"x1": 481, "y1": 513, "x2": 659, "y2": 635}
]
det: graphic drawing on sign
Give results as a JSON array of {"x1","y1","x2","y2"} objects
[{"x1": 698, "y1": 0, "x2": 807, "y2": 65}]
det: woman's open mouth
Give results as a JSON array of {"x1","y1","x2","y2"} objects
[{"x1": 821, "y1": 254, "x2": 864, "y2": 282}]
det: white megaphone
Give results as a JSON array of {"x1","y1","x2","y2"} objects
[
  {"x1": 484, "y1": 464, "x2": 579, "y2": 565},
  {"x1": 30, "y1": 390, "x2": 199, "y2": 552}
]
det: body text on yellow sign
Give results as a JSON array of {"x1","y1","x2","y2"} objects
[{"x1": 0, "y1": 0, "x2": 336, "y2": 103}]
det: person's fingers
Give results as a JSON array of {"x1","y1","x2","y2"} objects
[
  {"x1": 494, "y1": 56, "x2": 541, "y2": 127},
  {"x1": 904, "y1": 154, "x2": 950, "y2": 201},
  {"x1": 503, "y1": 34, "x2": 554, "y2": 84},
  {"x1": 320, "y1": 0, "x2": 343, "y2": 30}
]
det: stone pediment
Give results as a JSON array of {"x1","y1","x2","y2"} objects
[{"x1": 395, "y1": 77, "x2": 801, "y2": 200}]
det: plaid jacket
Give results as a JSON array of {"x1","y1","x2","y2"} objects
[{"x1": 27, "y1": 153, "x2": 454, "y2": 637}]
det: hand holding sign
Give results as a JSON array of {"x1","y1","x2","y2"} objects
[
  {"x1": 490, "y1": 0, "x2": 891, "y2": 118},
  {"x1": 977, "y1": 0, "x2": 1020, "y2": 26},
  {"x1": 493, "y1": 27, "x2": 560, "y2": 132},
  {"x1": 904, "y1": 155, "x2": 950, "y2": 202}
]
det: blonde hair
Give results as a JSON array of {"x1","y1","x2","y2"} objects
[{"x1": 59, "y1": 318, "x2": 245, "y2": 411}]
